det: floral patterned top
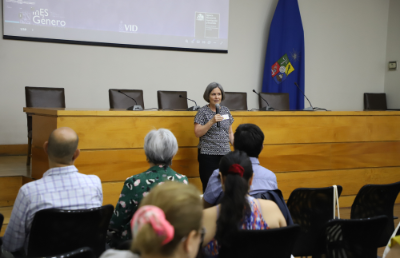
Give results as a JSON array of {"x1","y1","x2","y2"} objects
[
  {"x1": 108, "y1": 165, "x2": 188, "y2": 248},
  {"x1": 202, "y1": 196, "x2": 270, "y2": 258}
]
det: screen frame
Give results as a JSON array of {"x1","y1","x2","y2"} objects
[{"x1": 2, "y1": 1, "x2": 229, "y2": 54}]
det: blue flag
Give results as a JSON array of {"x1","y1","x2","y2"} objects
[{"x1": 262, "y1": 0, "x2": 305, "y2": 110}]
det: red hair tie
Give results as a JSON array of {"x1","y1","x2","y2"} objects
[{"x1": 228, "y1": 164, "x2": 244, "y2": 177}]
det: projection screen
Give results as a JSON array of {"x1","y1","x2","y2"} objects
[{"x1": 3, "y1": 0, "x2": 230, "y2": 53}]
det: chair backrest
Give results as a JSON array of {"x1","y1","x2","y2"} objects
[
  {"x1": 27, "y1": 205, "x2": 113, "y2": 258},
  {"x1": 109, "y1": 89, "x2": 144, "y2": 109},
  {"x1": 259, "y1": 93, "x2": 290, "y2": 110},
  {"x1": 220, "y1": 92, "x2": 247, "y2": 110},
  {"x1": 316, "y1": 215, "x2": 388, "y2": 258},
  {"x1": 219, "y1": 224, "x2": 300, "y2": 258},
  {"x1": 363, "y1": 93, "x2": 387, "y2": 110},
  {"x1": 41, "y1": 247, "x2": 95, "y2": 258},
  {"x1": 0, "y1": 213, "x2": 4, "y2": 232},
  {"x1": 286, "y1": 186, "x2": 343, "y2": 257},
  {"x1": 350, "y1": 181, "x2": 400, "y2": 247},
  {"x1": 157, "y1": 91, "x2": 188, "y2": 110},
  {"x1": 25, "y1": 86, "x2": 66, "y2": 134}
]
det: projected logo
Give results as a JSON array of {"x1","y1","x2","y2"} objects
[
  {"x1": 271, "y1": 54, "x2": 294, "y2": 84},
  {"x1": 196, "y1": 13, "x2": 204, "y2": 21},
  {"x1": 32, "y1": 8, "x2": 66, "y2": 27}
]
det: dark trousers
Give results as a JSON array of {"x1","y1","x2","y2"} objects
[{"x1": 198, "y1": 149, "x2": 223, "y2": 193}]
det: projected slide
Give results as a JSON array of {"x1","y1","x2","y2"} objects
[{"x1": 3, "y1": 0, "x2": 229, "y2": 52}]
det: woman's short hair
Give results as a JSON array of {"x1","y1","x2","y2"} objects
[
  {"x1": 131, "y1": 182, "x2": 202, "y2": 255},
  {"x1": 144, "y1": 129, "x2": 178, "y2": 166},
  {"x1": 203, "y1": 82, "x2": 225, "y2": 102}
]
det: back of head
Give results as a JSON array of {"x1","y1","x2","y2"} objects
[
  {"x1": 144, "y1": 128, "x2": 178, "y2": 166},
  {"x1": 47, "y1": 127, "x2": 79, "y2": 165},
  {"x1": 131, "y1": 182, "x2": 202, "y2": 256},
  {"x1": 216, "y1": 150, "x2": 253, "y2": 246},
  {"x1": 233, "y1": 124, "x2": 264, "y2": 158}
]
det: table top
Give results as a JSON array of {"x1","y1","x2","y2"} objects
[{"x1": 23, "y1": 107, "x2": 400, "y2": 117}]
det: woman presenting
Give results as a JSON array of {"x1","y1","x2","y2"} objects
[{"x1": 194, "y1": 82, "x2": 234, "y2": 192}]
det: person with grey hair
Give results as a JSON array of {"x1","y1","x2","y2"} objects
[
  {"x1": 194, "y1": 82, "x2": 234, "y2": 192},
  {"x1": 108, "y1": 128, "x2": 189, "y2": 248}
]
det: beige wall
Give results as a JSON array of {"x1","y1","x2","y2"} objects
[
  {"x1": 0, "y1": 0, "x2": 392, "y2": 144},
  {"x1": 385, "y1": 0, "x2": 400, "y2": 108}
]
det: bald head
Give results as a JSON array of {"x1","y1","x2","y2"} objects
[{"x1": 46, "y1": 127, "x2": 79, "y2": 165}]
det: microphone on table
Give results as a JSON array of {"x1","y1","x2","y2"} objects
[
  {"x1": 215, "y1": 103, "x2": 220, "y2": 127},
  {"x1": 179, "y1": 95, "x2": 200, "y2": 111},
  {"x1": 294, "y1": 83, "x2": 327, "y2": 111},
  {"x1": 118, "y1": 91, "x2": 143, "y2": 111},
  {"x1": 252, "y1": 89, "x2": 274, "y2": 111}
]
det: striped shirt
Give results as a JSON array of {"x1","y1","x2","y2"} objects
[{"x1": 2, "y1": 165, "x2": 103, "y2": 252}]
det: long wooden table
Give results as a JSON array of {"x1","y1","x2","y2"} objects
[{"x1": 24, "y1": 108, "x2": 400, "y2": 207}]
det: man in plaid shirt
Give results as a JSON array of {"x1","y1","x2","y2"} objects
[{"x1": 2, "y1": 127, "x2": 103, "y2": 254}]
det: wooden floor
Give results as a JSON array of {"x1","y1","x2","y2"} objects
[{"x1": 0, "y1": 155, "x2": 399, "y2": 257}]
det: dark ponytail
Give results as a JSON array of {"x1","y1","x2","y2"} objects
[{"x1": 215, "y1": 150, "x2": 253, "y2": 247}]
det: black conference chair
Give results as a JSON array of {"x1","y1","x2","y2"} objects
[
  {"x1": 157, "y1": 91, "x2": 188, "y2": 110},
  {"x1": 287, "y1": 186, "x2": 343, "y2": 257},
  {"x1": 109, "y1": 89, "x2": 144, "y2": 110},
  {"x1": 259, "y1": 92, "x2": 290, "y2": 110},
  {"x1": 364, "y1": 93, "x2": 387, "y2": 110},
  {"x1": 220, "y1": 92, "x2": 247, "y2": 110},
  {"x1": 363, "y1": 93, "x2": 400, "y2": 111},
  {"x1": 350, "y1": 181, "x2": 400, "y2": 247},
  {"x1": 25, "y1": 86, "x2": 66, "y2": 166},
  {"x1": 0, "y1": 213, "x2": 4, "y2": 250},
  {"x1": 219, "y1": 224, "x2": 300, "y2": 258},
  {"x1": 27, "y1": 205, "x2": 113, "y2": 258},
  {"x1": 314, "y1": 215, "x2": 388, "y2": 258}
]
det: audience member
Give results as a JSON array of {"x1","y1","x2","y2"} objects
[
  {"x1": 100, "y1": 182, "x2": 203, "y2": 258},
  {"x1": 109, "y1": 129, "x2": 188, "y2": 248},
  {"x1": 201, "y1": 150, "x2": 286, "y2": 257},
  {"x1": 203, "y1": 123, "x2": 277, "y2": 208},
  {"x1": 2, "y1": 127, "x2": 103, "y2": 253}
]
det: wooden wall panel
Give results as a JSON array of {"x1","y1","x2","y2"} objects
[
  {"x1": 0, "y1": 144, "x2": 28, "y2": 156},
  {"x1": 260, "y1": 144, "x2": 332, "y2": 172},
  {"x1": 276, "y1": 167, "x2": 400, "y2": 200},
  {"x1": 102, "y1": 181, "x2": 124, "y2": 206},
  {"x1": 30, "y1": 111, "x2": 400, "y2": 151},
  {"x1": 0, "y1": 177, "x2": 22, "y2": 206},
  {"x1": 26, "y1": 109, "x2": 400, "y2": 211},
  {"x1": 338, "y1": 195, "x2": 400, "y2": 208},
  {"x1": 58, "y1": 116, "x2": 198, "y2": 150},
  {"x1": 233, "y1": 116, "x2": 336, "y2": 144},
  {"x1": 32, "y1": 115, "x2": 57, "y2": 148},
  {"x1": 32, "y1": 147, "x2": 49, "y2": 179},
  {"x1": 75, "y1": 148, "x2": 198, "y2": 182},
  {"x1": 261, "y1": 142, "x2": 400, "y2": 172},
  {"x1": 32, "y1": 142, "x2": 400, "y2": 179},
  {"x1": 330, "y1": 142, "x2": 400, "y2": 169},
  {"x1": 188, "y1": 177, "x2": 202, "y2": 193}
]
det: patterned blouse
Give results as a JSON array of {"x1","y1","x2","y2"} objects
[
  {"x1": 108, "y1": 165, "x2": 188, "y2": 247},
  {"x1": 194, "y1": 105, "x2": 234, "y2": 155},
  {"x1": 202, "y1": 196, "x2": 270, "y2": 258}
]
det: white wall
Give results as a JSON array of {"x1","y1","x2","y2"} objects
[
  {"x1": 384, "y1": 0, "x2": 400, "y2": 108},
  {"x1": 0, "y1": 0, "x2": 391, "y2": 144},
  {"x1": 299, "y1": 0, "x2": 389, "y2": 110}
]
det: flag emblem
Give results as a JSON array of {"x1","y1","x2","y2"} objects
[{"x1": 271, "y1": 54, "x2": 295, "y2": 84}]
